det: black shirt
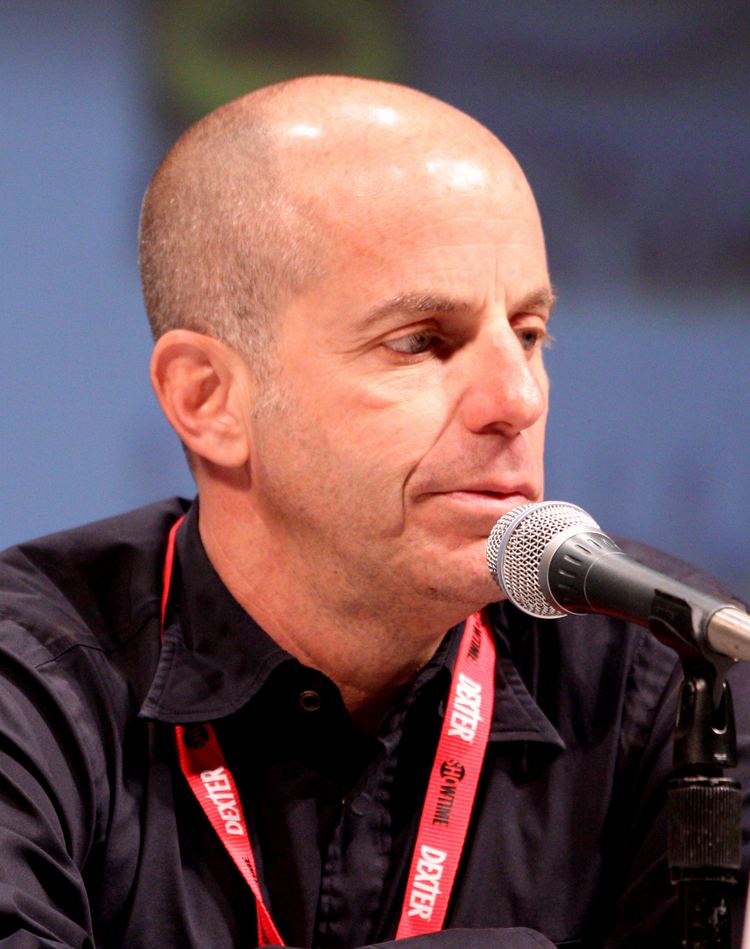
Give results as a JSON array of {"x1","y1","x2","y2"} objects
[{"x1": 0, "y1": 497, "x2": 748, "y2": 948}]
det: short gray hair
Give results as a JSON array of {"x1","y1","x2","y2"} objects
[{"x1": 139, "y1": 104, "x2": 321, "y2": 364}]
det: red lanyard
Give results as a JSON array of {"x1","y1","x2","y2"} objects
[{"x1": 161, "y1": 516, "x2": 495, "y2": 945}]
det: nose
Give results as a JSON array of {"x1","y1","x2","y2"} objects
[{"x1": 458, "y1": 320, "x2": 548, "y2": 436}]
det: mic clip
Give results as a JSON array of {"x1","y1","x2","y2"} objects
[{"x1": 648, "y1": 590, "x2": 736, "y2": 694}]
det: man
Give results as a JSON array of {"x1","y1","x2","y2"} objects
[{"x1": 0, "y1": 76, "x2": 746, "y2": 948}]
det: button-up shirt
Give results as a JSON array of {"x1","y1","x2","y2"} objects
[{"x1": 0, "y1": 497, "x2": 747, "y2": 948}]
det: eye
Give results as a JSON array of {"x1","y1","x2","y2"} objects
[
  {"x1": 516, "y1": 325, "x2": 552, "y2": 353},
  {"x1": 383, "y1": 329, "x2": 444, "y2": 355}
]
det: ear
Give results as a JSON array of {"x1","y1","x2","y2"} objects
[{"x1": 150, "y1": 329, "x2": 252, "y2": 469}]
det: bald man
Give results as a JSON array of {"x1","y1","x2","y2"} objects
[{"x1": 0, "y1": 76, "x2": 747, "y2": 948}]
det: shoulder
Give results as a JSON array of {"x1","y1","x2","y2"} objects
[
  {"x1": 0, "y1": 500, "x2": 189, "y2": 863},
  {"x1": 0, "y1": 497, "x2": 190, "y2": 662}
]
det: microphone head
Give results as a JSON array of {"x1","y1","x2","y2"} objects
[{"x1": 486, "y1": 501, "x2": 600, "y2": 618}]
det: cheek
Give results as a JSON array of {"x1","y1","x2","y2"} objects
[{"x1": 346, "y1": 385, "x2": 452, "y2": 474}]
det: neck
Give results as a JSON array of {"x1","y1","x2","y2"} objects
[{"x1": 198, "y1": 502, "x2": 467, "y2": 731}]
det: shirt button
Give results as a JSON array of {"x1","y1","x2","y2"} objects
[
  {"x1": 349, "y1": 793, "x2": 371, "y2": 816},
  {"x1": 299, "y1": 689, "x2": 321, "y2": 712}
]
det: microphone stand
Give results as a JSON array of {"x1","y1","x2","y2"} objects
[{"x1": 649, "y1": 592, "x2": 743, "y2": 949}]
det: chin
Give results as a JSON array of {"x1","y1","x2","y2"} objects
[{"x1": 414, "y1": 561, "x2": 502, "y2": 615}]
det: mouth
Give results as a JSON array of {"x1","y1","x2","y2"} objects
[
  {"x1": 443, "y1": 488, "x2": 530, "y2": 502},
  {"x1": 428, "y1": 488, "x2": 536, "y2": 516}
]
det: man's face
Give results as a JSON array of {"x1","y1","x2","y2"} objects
[{"x1": 243, "y1": 148, "x2": 551, "y2": 619}]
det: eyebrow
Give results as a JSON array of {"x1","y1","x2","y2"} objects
[
  {"x1": 512, "y1": 286, "x2": 557, "y2": 318},
  {"x1": 358, "y1": 286, "x2": 557, "y2": 332},
  {"x1": 358, "y1": 293, "x2": 469, "y2": 331}
]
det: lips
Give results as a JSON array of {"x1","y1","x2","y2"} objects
[
  {"x1": 423, "y1": 488, "x2": 538, "y2": 519},
  {"x1": 432, "y1": 482, "x2": 538, "y2": 501},
  {"x1": 413, "y1": 462, "x2": 542, "y2": 512},
  {"x1": 451, "y1": 486, "x2": 533, "y2": 498},
  {"x1": 441, "y1": 489, "x2": 533, "y2": 505}
]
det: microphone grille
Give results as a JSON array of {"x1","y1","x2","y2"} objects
[{"x1": 486, "y1": 501, "x2": 600, "y2": 618}]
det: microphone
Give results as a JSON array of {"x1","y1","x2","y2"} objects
[{"x1": 486, "y1": 500, "x2": 750, "y2": 662}]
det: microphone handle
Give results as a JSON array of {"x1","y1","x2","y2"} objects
[
  {"x1": 708, "y1": 608, "x2": 750, "y2": 663},
  {"x1": 543, "y1": 530, "x2": 739, "y2": 656}
]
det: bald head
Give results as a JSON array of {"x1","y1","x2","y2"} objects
[{"x1": 139, "y1": 75, "x2": 535, "y2": 363}]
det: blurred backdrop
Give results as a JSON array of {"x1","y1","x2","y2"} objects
[{"x1": 2, "y1": 0, "x2": 748, "y2": 599}]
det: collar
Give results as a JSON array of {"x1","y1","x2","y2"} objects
[
  {"x1": 489, "y1": 602, "x2": 565, "y2": 749},
  {"x1": 139, "y1": 502, "x2": 564, "y2": 751},
  {"x1": 140, "y1": 502, "x2": 292, "y2": 722}
]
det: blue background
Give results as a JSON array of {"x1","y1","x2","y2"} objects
[{"x1": 2, "y1": 1, "x2": 748, "y2": 600}]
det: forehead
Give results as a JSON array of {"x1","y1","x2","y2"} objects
[{"x1": 303, "y1": 154, "x2": 548, "y2": 314}]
